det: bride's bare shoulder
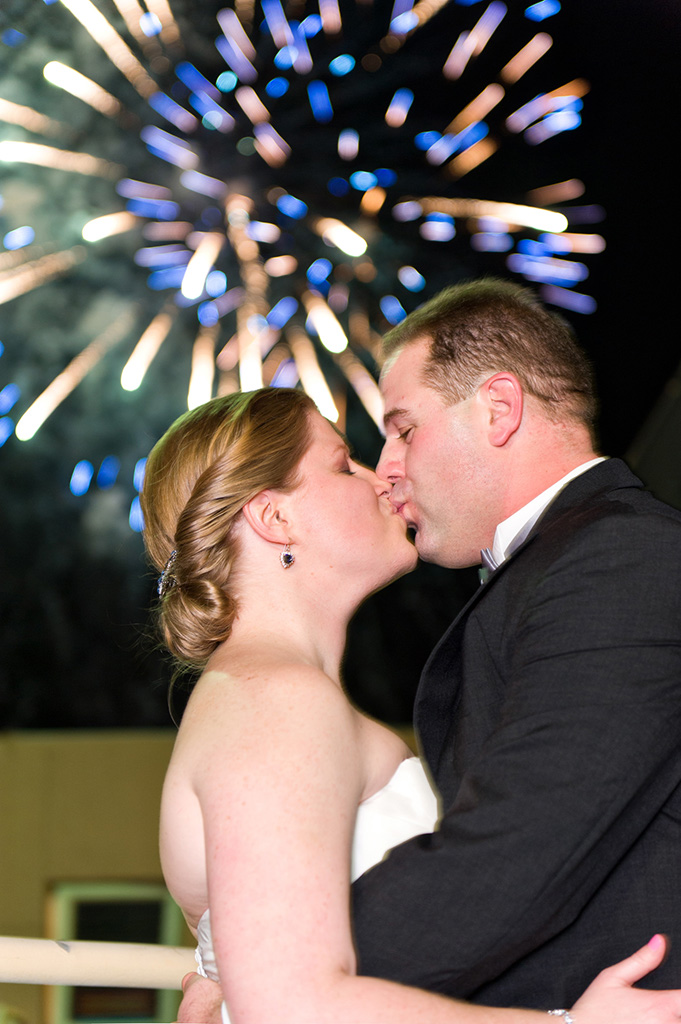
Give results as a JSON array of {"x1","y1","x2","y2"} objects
[
  {"x1": 190, "y1": 656, "x2": 350, "y2": 710},
  {"x1": 354, "y1": 712, "x2": 414, "y2": 796},
  {"x1": 176, "y1": 657, "x2": 359, "y2": 762}
]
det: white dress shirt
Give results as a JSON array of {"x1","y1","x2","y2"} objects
[{"x1": 491, "y1": 457, "x2": 607, "y2": 567}]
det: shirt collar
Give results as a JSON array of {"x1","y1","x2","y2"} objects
[{"x1": 491, "y1": 457, "x2": 608, "y2": 566}]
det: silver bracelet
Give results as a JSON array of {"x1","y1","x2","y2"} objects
[{"x1": 548, "y1": 1012, "x2": 575, "y2": 1024}]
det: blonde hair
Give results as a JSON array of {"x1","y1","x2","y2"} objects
[{"x1": 141, "y1": 388, "x2": 316, "y2": 667}]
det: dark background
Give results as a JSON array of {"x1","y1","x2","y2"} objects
[{"x1": 0, "y1": 0, "x2": 678, "y2": 728}]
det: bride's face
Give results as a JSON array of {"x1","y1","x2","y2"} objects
[{"x1": 288, "y1": 413, "x2": 418, "y2": 588}]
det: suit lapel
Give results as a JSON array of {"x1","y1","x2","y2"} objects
[{"x1": 413, "y1": 458, "x2": 644, "y2": 777}]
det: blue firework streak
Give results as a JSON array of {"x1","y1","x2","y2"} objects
[{"x1": 0, "y1": 0, "x2": 602, "y2": 520}]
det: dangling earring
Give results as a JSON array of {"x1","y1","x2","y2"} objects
[{"x1": 280, "y1": 543, "x2": 295, "y2": 569}]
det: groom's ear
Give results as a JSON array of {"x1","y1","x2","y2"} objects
[
  {"x1": 241, "y1": 490, "x2": 291, "y2": 544},
  {"x1": 480, "y1": 372, "x2": 523, "y2": 447}
]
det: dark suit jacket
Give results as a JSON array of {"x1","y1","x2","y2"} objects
[{"x1": 352, "y1": 458, "x2": 681, "y2": 1008}]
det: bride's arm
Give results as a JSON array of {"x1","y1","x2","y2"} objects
[
  {"x1": 177, "y1": 933, "x2": 681, "y2": 1024},
  {"x1": 192, "y1": 663, "x2": 493, "y2": 1023},
  {"x1": 190, "y1": 669, "x2": 681, "y2": 1024},
  {"x1": 197, "y1": 664, "x2": 362, "y2": 1022}
]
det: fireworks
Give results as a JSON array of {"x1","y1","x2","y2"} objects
[{"x1": 0, "y1": 0, "x2": 603, "y2": 526}]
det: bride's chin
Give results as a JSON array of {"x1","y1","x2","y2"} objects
[
  {"x1": 391, "y1": 541, "x2": 420, "y2": 579},
  {"x1": 402, "y1": 550, "x2": 419, "y2": 576},
  {"x1": 360, "y1": 544, "x2": 418, "y2": 596}
]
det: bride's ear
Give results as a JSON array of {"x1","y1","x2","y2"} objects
[{"x1": 241, "y1": 490, "x2": 291, "y2": 544}]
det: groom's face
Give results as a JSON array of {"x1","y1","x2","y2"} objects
[{"x1": 377, "y1": 338, "x2": 500, "y2": 569}]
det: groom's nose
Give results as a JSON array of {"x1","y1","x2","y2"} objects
[{"x1": 376, "y1": 436, "x2": 405, "y2": 484}]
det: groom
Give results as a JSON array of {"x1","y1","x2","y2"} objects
[{"x1": 178, "y1": 279, "x2": 681, "y2": 1019}]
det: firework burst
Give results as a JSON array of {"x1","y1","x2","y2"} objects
[{"x1": 0, "y1": 0, "x2": 603, "y2": 526}]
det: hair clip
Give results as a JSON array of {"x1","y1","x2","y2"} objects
[{"x1": 158, "y1": 549, "x2": 178, "y2": 598}]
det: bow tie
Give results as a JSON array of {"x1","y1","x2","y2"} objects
[
  {"x1": 478, "y1": 515, "x2": 540, "y2": 586},
  {"x1": 478, "y1": 547, "x2": 498, "y2": 585}
]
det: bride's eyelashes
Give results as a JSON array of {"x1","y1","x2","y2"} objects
[{"x1": 338, "y1": 451, "x2": 360, "y2": 475}]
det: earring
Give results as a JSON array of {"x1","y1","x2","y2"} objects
[{"x1": 280, "y1": 543, "x2": 295, "y2": 569}]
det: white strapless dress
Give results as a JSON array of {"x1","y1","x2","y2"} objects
[{"x1": 194, "y1": 756, "x2": 439, "y2": 1020}]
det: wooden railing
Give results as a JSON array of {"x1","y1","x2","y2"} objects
[{"x1": 0, "y1": 936, "x2": 196, "y2": 989}]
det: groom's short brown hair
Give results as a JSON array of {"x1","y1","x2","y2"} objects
[{"x1": 381, "y1": 278, "x2": 598, "y2": 433}]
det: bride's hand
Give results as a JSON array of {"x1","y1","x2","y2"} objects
[{"x1": 571, "y1": 934, "x2": 681, "y2": 1023}]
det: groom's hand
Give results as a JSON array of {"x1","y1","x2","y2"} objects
[{"x1": 176, "y1": 971, "x2": 223, "y2": 1024}]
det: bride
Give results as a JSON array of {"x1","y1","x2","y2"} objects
[{"x1": 141, "y1": 387, "x2": 681, "y2": 1024}]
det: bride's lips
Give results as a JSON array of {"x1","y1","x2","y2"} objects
[{"x1": 391, "y1": 500, "x2": 417, "y2": 532}]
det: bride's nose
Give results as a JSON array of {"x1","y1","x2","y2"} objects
[{"x1": 371, "y1": 469, "x2": 392, "y2": 499}]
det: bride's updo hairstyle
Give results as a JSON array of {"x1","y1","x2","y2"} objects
[{"x1": 141, "y1": 387, "x2": 316, "y2": 667}]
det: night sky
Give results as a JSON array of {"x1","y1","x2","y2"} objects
[{"x1": 0, "y1": 0, "x2": 678, "y2": 729}]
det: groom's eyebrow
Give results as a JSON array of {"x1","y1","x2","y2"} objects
[{"x1": 383, "y1": 406, "x2": 409, "y2": 429}]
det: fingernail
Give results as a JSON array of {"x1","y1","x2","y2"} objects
[{"x1": 648, "y1": 934, "x2": 665, "y2": 951}]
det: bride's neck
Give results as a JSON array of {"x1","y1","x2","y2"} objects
[{"x1": 218, "y1": 575, "x2": 356, "y2": 683}]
